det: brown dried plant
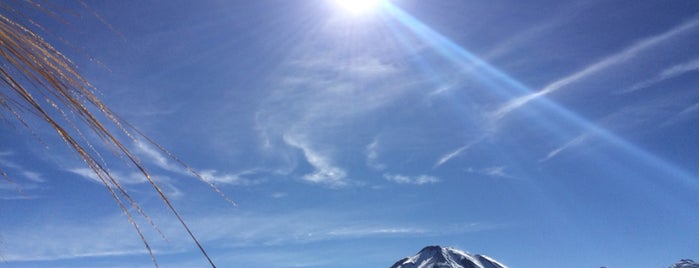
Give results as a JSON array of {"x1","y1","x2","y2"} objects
[{"x1": 0, "y1": 2, "x2": 229, "y2": 267}]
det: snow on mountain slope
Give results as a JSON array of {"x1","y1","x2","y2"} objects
[
  {"x1": 390, "y1": 245, "x2": 508, "y2": 268},
  {"x1": 670, "y1": 259, "x2": 699, "y2": 268}
]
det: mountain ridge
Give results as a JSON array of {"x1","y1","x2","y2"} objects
[
  {"x1": 390, "y1": 246, "x2": 697, "y2": 268},
  {"x1": 669, "y1": 259, "x2": 699, "y2": 268},
  {"x1": 390, "y1": 245, "x2": 508, "y2": 268}
]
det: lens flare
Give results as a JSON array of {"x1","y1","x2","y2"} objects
[{"x1": 334, "y1": 0, "x2": 384, "y2": 14}]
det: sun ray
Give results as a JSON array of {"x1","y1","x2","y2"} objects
[
  {"x1": 381, "y1": 2, "x2": 699, "y2": 191},
  {"x1": 334, "y1": 0, "x2": 385, "y2": 15}
]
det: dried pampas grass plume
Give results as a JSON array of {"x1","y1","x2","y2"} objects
[{"x1": 0, "y1": 2, "x2": 230, "y2": 267}]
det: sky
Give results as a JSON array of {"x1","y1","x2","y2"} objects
[{"x1": 1, "y1": 0, "x2": 699, "y2": 267}]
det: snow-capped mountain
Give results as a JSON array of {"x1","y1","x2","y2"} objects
[
  {"x1": 390, "y1": 245, "x2": 508, "y2": 268},
  {"x1": 670, "y1": 259, "x2": 699, "y2": 268}
]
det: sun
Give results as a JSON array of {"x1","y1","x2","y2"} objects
[{"x1": 334, "y1": 0, "x2": 384, "y2": 15}]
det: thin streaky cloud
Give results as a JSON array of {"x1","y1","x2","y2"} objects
[
  {"x1": 283, "y1": 135, "x2": 349, "y2": 188},
  {"x1": 659, "y1": 59, "x2": 699, "y2": 77},
  {"x1": 434, "y1": 138, "x2": 484, "y2": 168},
  {"x1": 661, "y1": 101, "x2": 699, "y2": 127},
  {"x1": 383, "y1": 173, "x2": 440, "y2": 185},
  {"x1": 493, "y1": 17, "x2": 699, "y2": 119},
  {"x1": 365, "y1": 137, "x2": 386, "y2": 171},
  {"x1": 0, "y1": 158, "x2": 22, "y2": 170},
  {"x1": 540, "y1": 134, "x2": 588, "y2": 163},
  {"x1": 466, "y1": 166, "x2": 514, "y2": 179},
  {"x1": 482, "y1": 1, "x2": 598, "y2": 61},
  {"x1": 482, "y1": 166, "x2": 508, "y2": 178},
  {"x1": 69, "y1": 168, "x2": 150, "y2": 185},
  {"x1": 20, "y1": 171, "x2": 43, "y2": 182},
  {"x1": 434, "y1": 145, "x2": 470, "y2": 168},
  {"x1": 427, "y1": 80, "x2": 462, "y2": 98},
  {"x1": 68, "y1": 168, "x2": 183, "y2": 198},
  {"x1": 0, "y1": 195, "x2": 38, "y2": 200},
  {"x1": 622, "y1": 58, "x2": 699, "y2": 93},
  {"x1": 678, "y1": 101, "x2": 699, "y2": 115},
  {"x1": 1, "y1": 207, "x2": 502, "y2": 263},
  {"x1": 198, "y1": 169, "x2": 265, "y2": 186},
  {"x1": 135, "y1": 141, "x2": 256, "y2": 185},
  {"x1": 134, "y1": 141, "x2": 183, "y2": 174}
]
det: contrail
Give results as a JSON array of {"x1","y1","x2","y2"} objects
[{"x1": 493, "y1": 17, "x2": 699, "y2": 119}]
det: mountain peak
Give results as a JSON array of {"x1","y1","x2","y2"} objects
[
  {"x1": 669, "y1": 259, "x2": 699, "y2": 268},
  {"x1": 390, "y1": 245, "x2": 508, "y2": 268}
]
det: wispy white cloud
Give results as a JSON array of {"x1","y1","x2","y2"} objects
[
  {"x1": 677, "y1": 102, "x2": 699, "y2": 116},
  {"x1": 133, "y1": 141, "x2": 183, "y2": 174},
  {"x1": 365, "y1": 136, "x2": 386, "y2": 171},
  {"x1": 0, "y1": 214, "x2": 158, "y2": 262},
  {"x1": 427, "y1": 80, "x2": 462, "y2": 98},
  {"x1": 0, "y1": 195, "x2": 38, "y2": 200},
  {"x1": 0, "y1": 205, "x2": 503, "y2": 264},
  {"x1": 482, "y1": 1, "x2": 597, "y2": 61},
  {"x1": 0, "y1": 153, "x2": 23, "y2": 171},
  {"x1": 466, "y1": 166, "x2": 514, "y2": 179},
  {"x1": 134, "y1": 141, "x2": 265, "y2": 186},
  {"x1": 283, "y1": 135, "x2": 349, "y2": 187},
  {"x1": 270, "y1": 192, "x2": 288, "y2": 199},
  {"x1": 493, "y1": 17, "x2": 699, "y2": 119},
  {"x1": 69, "y1": 168, "x2": 150, "y2": 185},
  {"x1": 661, "y1": 101, "x2": 699, "y2": 127},
  {"x1": 540, "y1": 134, "x2": 588, "y2": 163},
  {"x1": 254, "y1": 36, "x2": 419, "y2": 187},
  {"x1": 198, "y1": 169, "x2": 265, "y2": 186},
  {"x1": 434, "y1": 144, "x2": 471, "y2": 168},
  {"x1": 383, "y1": 173, "x2": 440, "y2": 185},
  {"x1": 622, "y1": 58, "x2": 699, "y2": 93},
  {"x1": 20, "y1": 170, "x2": 44, "y2": 182},
  {"x1": 68, "y1": 168, "x2": 183, "y2": 198},
  {"x1": 434, "y1": 138, "x2": 486, "y2": 168},
  {"x1": 0, "y1": 151, "x2": 45, "y2": 198}
]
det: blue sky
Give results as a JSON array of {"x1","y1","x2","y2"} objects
[{"x1": 1, "y1": 0, "x2": 698, "y2": 267}]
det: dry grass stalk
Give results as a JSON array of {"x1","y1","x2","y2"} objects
[{"x1": 0, "y1": 2, "x2": 231, "y2": 267}]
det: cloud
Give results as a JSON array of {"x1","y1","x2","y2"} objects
[
  {"x1": 481, "y1": 1, "x2": 597, "y2": 61},
  {"x1": 283, "y1": 135, "x2": 349, "y2": 187},
  {"x1": 0, "y1": 152, "x2": 24, "y2": 171},
  {"x1": 493, "y1": 17, "x2": 699, "y2": 119},
  {"x1": 0, "y1": 214, "x2": 158, "y2": 262},
  {"x1": 67, "y1": 168, "x2": 183, "y2": 199},
  {"x1": 0, "y1": 195, "x2": 38, "y2": 200},
  {"x1": 383, "y1": 173, "x2": 440, "y2": 185},
  {"x1": 0, "y1": 210, "x2": 419, "y2": 262},
  {"x1": 365, "y1": 137, "x2": 386, "y2": 171},
  {"x1": 0, "y1": 204, "x2": 503, "y2": 264},
  {"x1": 661, "y1": 101, "x2": 699, "y2": 127},
  {"x1": 434, "y1": 144, "x2": 471, "y2": 168},
  {"x1": 20, "y1": 170, "x2": 44, "y2": 182},
  {"x1": 434, "y1": 137, "x2": 486, "y2": 168},
  {"x1": 623, "y1": 58, "x2": 699, "y2": 93},
  {"x1": 427, "y1": 80, "x2": 463, "y2": 98},
  {"x1": 466, "y1": 166, "x2": 514, "y2": 179},
  {"x1": 270, "y1": 192, "x2": 288, "y2": 199},
  {"x1": 252, "y1": 25, "x2": 430, "y2": 188},
  {"x1": 133, "y1": 141, "x2": 183, "y2": 174},
  {"x1": 0, "y1": 151, "x2": 45, "y2": 198},
  {"x1": 69, "y1": 168, "x2": 150, "y2": 185},
  {"x1": 540, "y1": 134, "x2": 588, "y2": 162},
  {"x1": 677, "y1": 102, "x2": 699, "y2": 116},
  {"x1": 198, "y1": 169, "x2": 265, "y2": 186},
  {"x1": 134, "y1": 141, "x2": 264, "y2": 186}
]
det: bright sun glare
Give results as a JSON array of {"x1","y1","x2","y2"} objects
[{"x1": 334, "y1": 0, "x2": 384, "y2": 15}]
